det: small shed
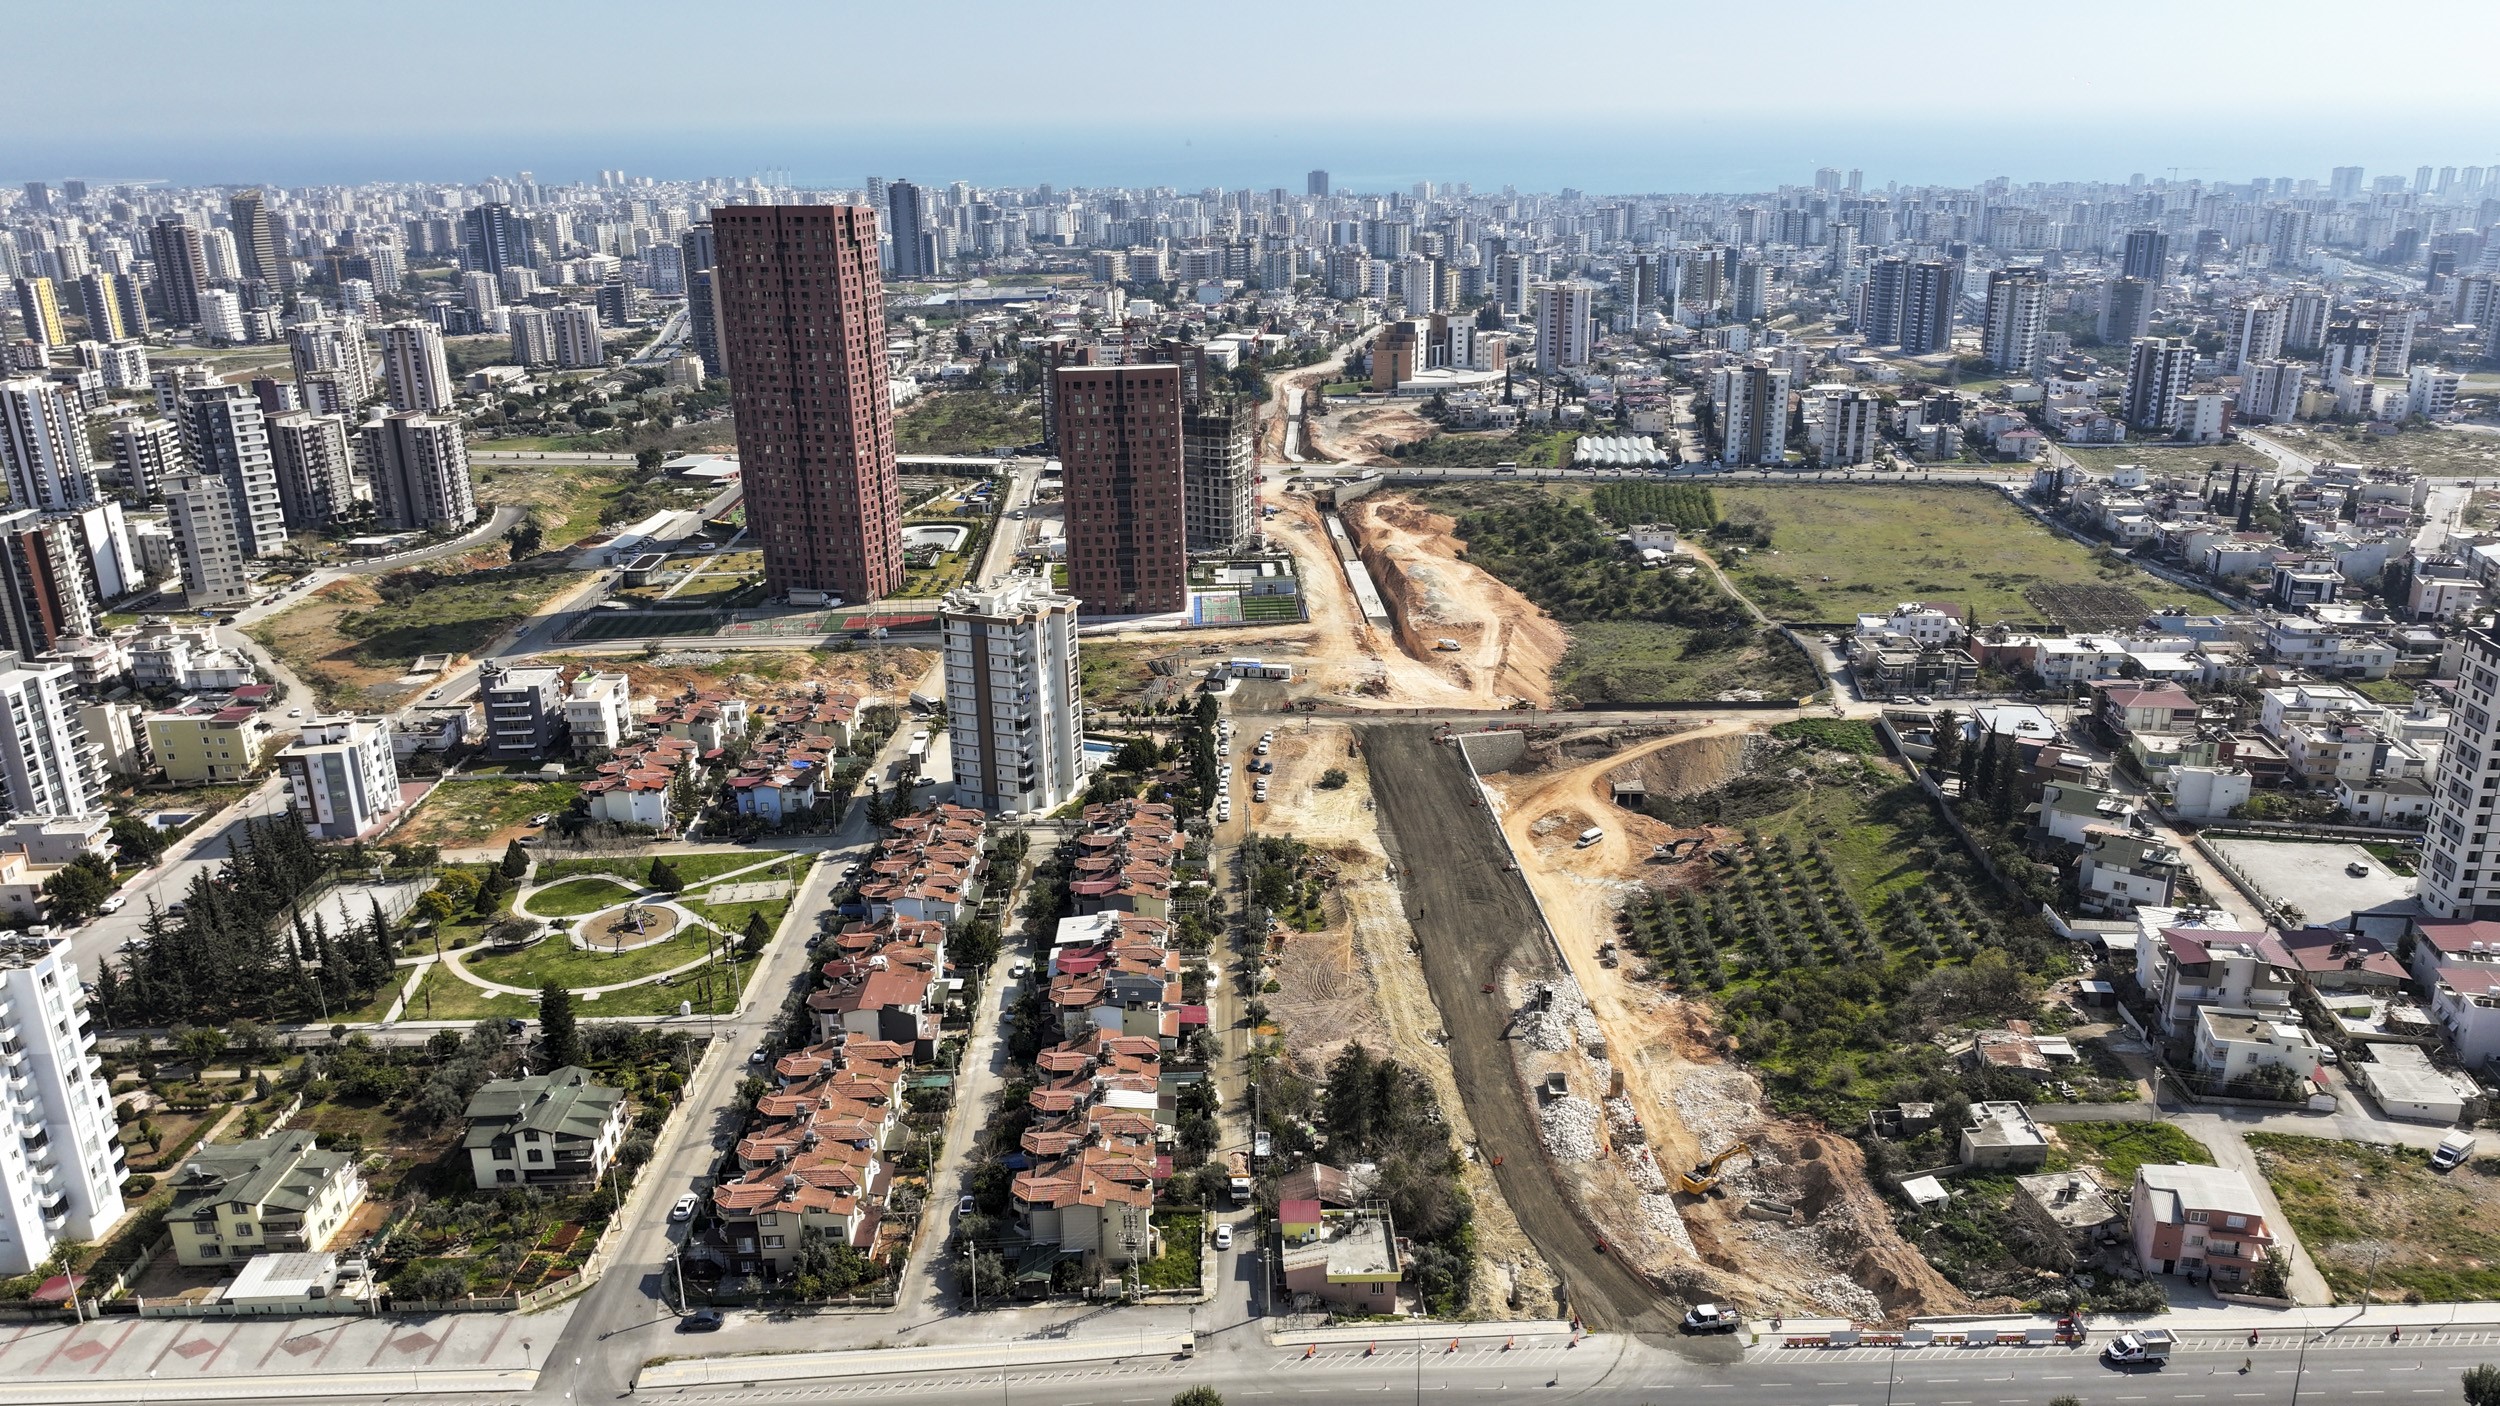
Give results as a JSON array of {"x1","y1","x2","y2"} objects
[{"x1": 1901, "y1": 1175, "x2": 1950, "y2": 1210}]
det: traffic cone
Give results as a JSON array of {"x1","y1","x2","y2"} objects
[
  {"x1": 1503, "y1": 1336, "x2": 1515, "y2": 1352},
  {"x1": 1303, "y1": 1344, "x2": 1314, "y2": 1359},
  {"x1": 1367, "y1": 1342, "x2": 1377, "y2": 1357}
]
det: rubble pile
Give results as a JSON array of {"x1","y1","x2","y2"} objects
[
  {"x1": 1538, "y1": 1096, "x2": 1603, "y2": 1161},
  {"x1": 1519, "y1": 977, "x2": 1589, "y2": 1052}
]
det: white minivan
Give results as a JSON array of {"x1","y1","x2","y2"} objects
[{"x1": 1575, "y1": 827, "x2": 1604, "y2": 848}]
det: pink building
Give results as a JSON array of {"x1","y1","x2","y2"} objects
[{"x1": 2131, "y1": 1163, "x2": 2274, "y2": 1289}]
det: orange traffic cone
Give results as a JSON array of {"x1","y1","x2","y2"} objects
[
  {"x1": 1303, "y1": 1344, "x2": 1314, "y2": 1359},
  {"x1": 1448, "y1": 1339, "x2": 1459, "y2": 1353},
  {"x1": 1367, "y1": 1342, "x2": 1377, "y2": 1357}
]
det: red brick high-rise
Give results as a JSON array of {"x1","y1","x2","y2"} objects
[
  {"x1": 713, "y1": 205, "x2": 903, "y2": 603},
  {"x1": 1053, "y1": 361, "x2": 1186, "y2": 616}
]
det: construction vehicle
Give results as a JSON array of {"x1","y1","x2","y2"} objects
[{"x1": 1676, "y1": 1141, "x2": 1750, "y2": 1196}]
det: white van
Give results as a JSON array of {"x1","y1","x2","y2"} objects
[
  {"x1": 1575, "y1": 827, "x2": 1605, "y2": 848},
  {"x1": 2433, "y1": 1131, "x2": 2478, "y2": 1171}
]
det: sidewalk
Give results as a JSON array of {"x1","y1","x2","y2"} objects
[
  {"x1": 636, "y1": 1330, "x2": 1199, "y2": 1390},
  {"x1": 1924, "y1": 1301, "x2": 2500, "y2": 1335}
]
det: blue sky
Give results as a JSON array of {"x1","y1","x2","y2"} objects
[{"x1": 14, "y1": 0, "x2": 2500, "y2": 191}]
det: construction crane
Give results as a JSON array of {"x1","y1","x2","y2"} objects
[{"x1": 1676, "y1": 1141, "x2": 1749, "y2": 1197}]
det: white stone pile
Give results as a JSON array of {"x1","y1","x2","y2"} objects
[{"x1": 1538, "y1": 1096, "x2": 1603, "y2": 1161}]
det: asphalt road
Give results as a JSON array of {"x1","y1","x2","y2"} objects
[{"x1": 1361, "y1": 723, "x2": 1679, "y2": 1337}]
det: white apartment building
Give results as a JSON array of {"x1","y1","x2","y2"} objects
[
  {"x1": 2232, "y1": 298, "x2": 2287, "y2": 375},
  {"x1": 361, "y1": 412, "x2": 477, "y2": 533},
  {"x1": 377, "y1": 320, "x2": 455, "y2": 414},
  {"x1": 1980, "y1": 267, "x2": 2044, "y2": 374},
  {"x1": 942, "y1": 575, "x2": 1083, "y2": 815},
  {"x1": 108, "y1": 417, "x2": 184, "y2": 499},
  {"x1": 562, "y1": 670, "x2": 633, "y2": 755},
  {"x1": 550, "y1": 304, "x2": 604, "y2": 370},
  {"x1": 0, "y1": 652, "x2": 102, "y2": 820},
  {"x1": 1825, "y1": 390, "x2": 1881, "y2": 467},
  {"x1": 0, "y1": 378, "x2": 101, "y2": 512},
  {"x1": 1712, "y1": 362, "x2": 1792, "y2": 466},
  {"x1": 73, "y1": 339, "x2": 149, "y2": 392},
  {"x1": 287, "y1": 316, "x2": 374, "y2": 407},
  {"x1": 508, "y1": 306, "x2": 555, "y2": 366},
  {"x1": 0, "y1": 936, "x2": 124, "y2": 1276},
  {"x1": 2421, "y1": 626, "x2": 2500, "y2": 920},
  {"x1": 2409, "y1": 365, "x2": 2463, "y2": 420},
  {"x1": 198, "y1": 288, "x2": 247, "y2": 344},
  {"x1": 265, "y1": 411, "x2": 356, "y2": 529},
  {"x1": 2240, "y1": 360, "x2": 2305, "y2": 425},
  {"x1": 277, "y1": 716, "x2": 403, "y2": 840},
  {"x1": 1531, "y1": 282, "x2": 1595, "y2": 372},
  {"x1": 173, "y1": 384, "x2": 285, "y2": 559}
]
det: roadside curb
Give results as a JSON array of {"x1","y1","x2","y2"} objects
[
  {"x1": 634, "y1": 1332, "x2": 1199, "y2": 1389},
  {"x1": 0, "y1": 1367, "x2": 537, "y2": 1402}
]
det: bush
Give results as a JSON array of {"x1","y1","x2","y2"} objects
[
  {"x1": 1317, "y1": 768, "x2": 1349, "y2": 790},
  {"x1": 120, "y1": 1173, "x2": 157, "y2": 1197},
  {"x1": 391, "y1": 1262, "x2": 472, "y2": 1301}
]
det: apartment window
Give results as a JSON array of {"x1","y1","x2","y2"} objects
[
  {"x1": 760, "y1": 1212, "x2": 778, "y2": 1227},
  {"x1": 527, "y1": 1150, "x2": 543, "y2": 1163},
  {"x1": 493, "y1": 1147, "x2": 512, "y2": 1161},
  {"x1": 2225, "y1": 1214, "x2": 2247, "y2": 1230},
  {"x1": 763, "y1": 1235, "x2": 785, "y2": 1249},
  {"x1": 2186, "y1": 1210, "x2": 2209, "y2": 1224}
]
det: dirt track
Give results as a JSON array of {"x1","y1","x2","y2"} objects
[{"x1": 1362, "y1": 723, "x2": 1686, "y2": 1339}]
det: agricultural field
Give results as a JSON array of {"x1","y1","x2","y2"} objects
[
  {"x1": 1712, "y1": 484, "x2": 2202, "y2": 624},
  {"x1": 1380, "y1": 428, "x2": 1580, "y2": 469},
  {"x1": 1588, "y1": 481, "x2": 1719, "y2": 530},
  {"x1": 2248, "y1": 1133, "x2": 2500, "y2": 1302}
]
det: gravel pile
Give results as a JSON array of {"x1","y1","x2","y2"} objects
[
  {"x1": 1519, "y1": 978, "x2": 1589, "y2": 1052},
  {"x1": 1803, "y1": 1275, "x2": 1884, "y2": 1322},
  {"x1": 1603, "y1": 1094, "x2": 1643, "y2": 1139},
  {"x1": 1671, "y1": 1065, "x2": 1762, "y2": 1148},
  {"x1": 1539, "y1": 1096, "x2": 1603, "y2": 1161},
  {"x1": 1642, "y1": 1193, "x2": 1699, "y2": 1259},
  {"x1": 648, "y1": 650, "x2": 728, "y2": 667}
]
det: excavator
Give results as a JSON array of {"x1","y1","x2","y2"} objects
[{"x1": 1675, "y1": 1141, "x2": 1750, "y2": 1197}]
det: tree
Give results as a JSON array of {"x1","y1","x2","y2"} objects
[
  {"x1": 392, "y1": 1262, "x2": 472, "y2": 1302},
  {"x1": 1929, "y1": 709, "x2": 1963, "y2": 780},
  {"x1": 1316, "y1": 768, "x2": 1349, "y2": 790},
  {"x1": 740, "y1": 910, "x2": 772, "y2": 955},
  {"x1": 1172, "y1": 1390, "x2": 1226, "y2": 1406},
  {"x1": 174, "y1": 1025, "x2": 225, "y2": 1076},
  {"x1": 2464, "y1": 1367, "x2": 2500, "y2": 1406},
  {"x1": 538, "y1": 982, "x2": 581, "y2": 1068},
  {"x1": 42, "y1": 856, "x2": 116, "y2": 924},
  {"x1": 110, "y1": 815, "x2": 170, "y2": 864},
  {"x1": 506, "y1": 518, "x2": 544, "y2": 562},
  {"x1": 500, "y1": 840, "x2": 532, "y2": 879},
  {"x1": 647, "y1": 857, "x2": 684, "y2": 893}
]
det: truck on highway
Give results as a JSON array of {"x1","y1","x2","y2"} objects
[{"x1": 2101, "y1": 1328, "x2": 2175, "y2": 1366}]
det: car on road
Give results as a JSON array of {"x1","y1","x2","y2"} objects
[
  {"x1": 669, "y1": 1194, "x2": 700, "y2": 1222},
  {"x1": 2346, "y1": 861, "x2": 2371, "y2": 877},
  {"x1": 678, "y1": 1309, "x2": 723, "y2": 1332},
  {"x1": 287, "y1": 708, "x2": 303, "y2": 718},
  {"x1": 1212, "y1": 1224, "x2": 1233, "y2": 1251},
  {"x1": 167, "y1": 901, "x2": 187, "y2": 918},
  {"x1": 1913, "y1": 694, "x2": 1933, "y2": 706},
  {"x1": 99, "y1": 896, "x2": 126, "y2": 914},
  {"x1": 1681, "y1": 1303, "x2": 1737, "y2": 1334},
  {"x1": 531, "y1": 813, "x2": 554, "y2": 827},
  {"x1": 426, "y1": 689, "x2": 444, "y2": 701},
  {"x1": 957, "y1": 1194, "x2": 977, "y2": 1218},
  {"x1": 2101, "y1": 1328, "x2": 2174, "y2": 1366}
]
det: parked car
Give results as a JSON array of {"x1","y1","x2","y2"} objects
[
  {"x1": 679, "y1": 1309, "x2": 723, "y2": 1332},
  {"x1": 531, "y1": 812, "x2": 554, "y2": 827},
  {"x1": 1212, "y1": 1223, "x2": 1234, "y2": 1251},
  {"x1": 669, "y1": 1194, "x2": 700, "y2": 1222},
  {"x1": 1681, "y1": 1303, "x2": 1737, "y2": 1334},
  {"x1": 957, "y1": 1194, "x2": 977, "y2": 1217}
]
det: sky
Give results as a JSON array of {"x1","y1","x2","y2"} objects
[{"x1": 14, "y1": 0, "x2": 2500, "y2": 193}]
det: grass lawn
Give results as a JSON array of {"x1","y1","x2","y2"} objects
[
  {"x1": 893, "y1": 391, "x2": 1041, "y2": 454},
  {"x1": 1140, "y1": 1211, "x2": 1202, "y2": 1291},
  {"x1": 523, "y1": 877, "x2": 642, "y2": 917},
  {"x1": 532, "y1": 849, "x2": 794, "y2": 889},
  {"x1": 462, "y1": 924, "x2": 718, "y2": 989},
  {"x1": 392, "y1": 780, "x2": 579, "y2": 850},
  {"x1": 680, "y1": 895, "x2": 791, "y2": 942},
  {"x1": 2049, "y1": 1121, "x2": 2212, "y2": 1187},
  {"x1": 1714, "y1": 484, "x2": 2204, "y2": 624},
  {"x1": 2246, "y1": 1133, "x2": 2500, "y2": 1302},
  {"x1": 401, "y1": 963, "x2": 534, "y2": 1021}
]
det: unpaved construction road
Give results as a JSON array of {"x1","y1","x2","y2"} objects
[{"x1": 1362, "y1": 724, "x2": 1682, "y2": 1338}]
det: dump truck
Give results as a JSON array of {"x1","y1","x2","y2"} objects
[{"x1": 1227, "y1": 1151, "x2": 1253, "y2": 1204}]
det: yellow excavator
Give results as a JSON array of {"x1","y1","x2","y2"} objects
[{"x1": 1676, "y1": 1141, "x2": 1750, "y2": 1197}]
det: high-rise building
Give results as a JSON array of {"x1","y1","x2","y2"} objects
[
  {"x1": 360, "y1": 412, "x2": 477, "y2": 532},
  {"x1": 0, "y1": 379, "x2": 99, "y2": 512},
  {"x1": 713, "y1": 205, "x2": 905, "y2": 605},
  {"x1": 172, "y1": 384, "x2": 285, "y2": 559},
  {"x1": 149, "y1": 217, "x2": 207, "y2": 328},
  {"x1": 1182, "y1": 394, "x2": 1257, "y2": 553},
  {"x1": 1980, "y1": 267, "x2": 2045, "y2": 373},
  {"x1": 885, "y1": 180, "x2": 933, "y2": 279},
  {"x1": 2284, "y1": 286, "x2": 2332, "y2": 352},
  {"x1": 508, "y1": 305, "x2": 554, "y2": 366},
  {"x1": 276, "y1": 716, "x2": 403, "y2": 840},
  {"x1": 460, "y1": 270, "x2": 502, "y2": 315},
  {"x1": 288, "y1": 317, "x2": 373, "y2": 407},
  {"x1": 1899, "y1": 259, "x2": 1957, "y2": 355},
  {"x1": 681, "y1": 221, "x2": 720, "y2": 370},
  {"x1": 74, "y1": 339, "x2": 149, "y2": 393},
  {"x1": 2123, "y1": 336, "x2": 2194, "y2": 431},
  {"x1": 12, "y1": 278, "x2": 63, "y2": 346},
  {"x1": 1713, "y1": 362, "x2": 1792, "y2": 466},
  {"x1": 2121, "y1": 227, "x2": 2170, "y2": 282},
  {"x1": 197, "y1": 288, "x2": 247, "y2": 344},
  {"x1": 161, "y1": 469, "x2": 254, "y2": 605},
  {"x1": 1054, "y1": 360, "x2": 1185, "y2": 616},
  {"x1": 0, "y1": 653, "x2": 103, "y2": 819},
  {"x1": 1307, "y1": 170, "x2": 1330, "y2": 198},
  {"x1": 0, "y1": 935, "x2": 124, "y2": 1276},
  {"x1": 109, "y1": 416, "x2": 184, "y2": 500},
  {"x1": 377, "y1": 320, "x2": 454, "y2": 413},
  {"x1": 265, "y1": 411, "x2": 356, "y2": 528},
  {"x1": 2420, "y1": 626, "x2": 2500, "y2": 919},
  {"x1": 228, "y1": 189, "x2": 290, "y2": 292},
  {"x1": 77, "y1": 272, "x2": 143, "y2": 342},
  {"x1": 2373, "y1": 311, "x2": 2420, "y2": 378},
  {"x1": 2239, "y1": 361, "x2": 2306, "y2": 424},
  {"x1": 0, "y1": 508, "x2": 105, "y2": 656},
  {"x1": 549, "y1": 303, "x2": 604, "y2": 369},
  {"x1": 2322, "y1": 321, "x2": 2378, "y2": 381},
  {"x1": 1732, "y1": 257, "x2": 1769, "y2": 322},
  {"x1": 2097, "y1": 276, "x2": 2154, "y2": 345},
  {"x1": 1861, "y1": 256, "x2": 1907, "y2": 344},
  {"x1": 940, "y1": 575, "x2": 1083, "y2": 816},
  {"x1": 1824, "y1": 390, "x2": 1882, "y2": 467},
  {"x1": 1532, "y1": 281, "x2": 1595, "y2": 371},
  {"x1": 460, "y1": 203, "x2": 532, "y2": 276},
  {"x1": 2330, "y1": 166, "x2": 2365, "y2": 201},
  {"x1": 2233, "y1": 298, "x2": 2287, "y2": 376}
]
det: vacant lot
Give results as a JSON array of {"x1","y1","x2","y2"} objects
[
  {"x1": 251, "y1": 571, "x2": 580, "y2": 711},
  {"x1": 2299, "y1": 425, "x2": 2500, "y2": 477},
  {"x1": 2062, "y1": 445, "x2": 2267, "y2": 482},
  {"x1": 1714, "y1": 485, "x2": 2200, "y2": 623},
  {"x1": 391, "y1": 780, "x2": 578, "y2": 850},
  {"x1": 2248, "y1": 1133, "x2": 2500, "y2": 1302},
  {"x1": 893, "y1": 391, "x2": 1041, "y2": 453},
  {"x1": 468, "y1": 461, "x2": 641, "y2": 549},
  {"x1": 2050, "y1": 1121, "x2": 2212, "y2": 1186}
]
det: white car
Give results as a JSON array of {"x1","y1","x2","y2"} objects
[
  {"x1": 669, "y1": 1194, "x2": 700, "y2": 1222},
  {"x1": 99, "y1": 896, "x2": 127, "y2": 915},
  {"x1": 1212, "y1": 1224, "x2": 1234, "y2": 1251},
  {"x1": 530, "y1": 813, "x2": 554, "y2": 827}
]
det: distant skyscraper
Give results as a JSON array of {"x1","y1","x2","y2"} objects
[
  {"x1": 13, "y1": 277, "x2": 63, "y2": 346},
  {"x1": 228, "y1": 189, "x2": 290, "y2": 291},
  {"x1": 460, "y1": 202, "x2": 532, "y2": 276},
  {"x1": 265, "y1": 411, "x2": 357, "y2": 528},
  {"x1": 149, "y1": 217, "x2": 207, "y2": 327},
  {"x1": 0, "y1": 378, "x2": 99, "y2": 512},
  {"x1": 289, "y1": 316, "x2": 373, "y2": 408},
  {"x1": 508, "y1": 305, "x2": 555, "y2": 366},
  {"x1": 1980, "y1": 267, "x2": 2045, "y2": 374},
  {"x1": 2097, "y1": 276, "x2": 2154, "y2": 345},
  {"x1": 1307, "y1": 169, "x2": 1330, "y2": 198},
  {"x1": 2121, "y1": 227, "x2": 2170, "y2": 282},
  {"x1": 1531, "y1": 281, "x2": 1595, "y2": 371},
  {"x1": 360, "y1": 412, "x2": 477, "y2": 532},
  {"x1": 2330, "y1": 166, "x2": 2365, "y2": 201},
  {"x1": 2123, "y1": 336, "x2": 2193, "y2": 431},
  {"x1": 1732, "y1": 258, "x2": 1769, "y2": 323},
  {"x1": 681, "y1": 222, "x2": 720, "y2": 372},
  {"x1": 1053, "y1": 360, "x2": 1185, "y2": 616},
  {"x1": 378, "y1": 320, "x2": 455, "y2": 413},
  {"x1": 885, "y1": 180, "x2": 933, "y2": 279},
  {"x1": 713, "y1": 204, "x2": 904, "y2": 604}
]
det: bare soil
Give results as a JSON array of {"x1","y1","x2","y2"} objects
[
  {"x1": 1253, "y1": 723, "x2": 1557, "y2": 1318},
  {"x1": 1343, "y1": 496, "x2": 1564, "y2": 708},
  {"x1": 1486, "y1": 727, "x2": 1978, "y2": 1321},
  {"x1": 1309, "y1": 402, "x2": 1434, "y2": 464}
]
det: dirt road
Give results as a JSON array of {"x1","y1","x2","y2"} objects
[{"x1": 1361, "y1": 724, "x2": 1682, "y2": 1338}]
